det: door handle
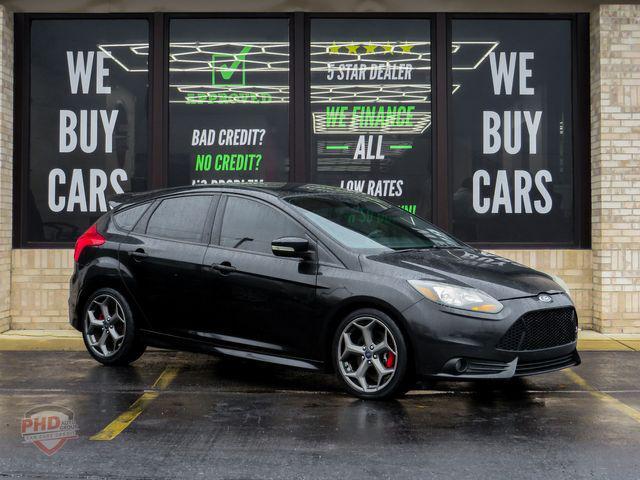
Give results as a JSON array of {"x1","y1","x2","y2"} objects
[
  {"x1": 210, "y1": 261, "x2": 236, "y2": 274},
  {"x1": 130, "y1": 249, "x2": 148, "y2": 261}
]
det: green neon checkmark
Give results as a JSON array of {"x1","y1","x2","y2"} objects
[
  {"x1": 219, "y1": 46, "x2": 252, "y2": 79},
  {"x1": 212, "y1": 46, "x2": 252, "y2": 85}
]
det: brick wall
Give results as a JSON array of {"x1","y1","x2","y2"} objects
[
  {"x1": 591, "y1": 4, "x2": 640, "y2": 333},
  {"x1": 11, "y1": 250, "x2": 75, "y2": 330},
  {"x1": 0, "y1": 6, "x2": 13, "y2": 333}
]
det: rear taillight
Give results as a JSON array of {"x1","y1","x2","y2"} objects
[{"x1": 74, "y1": 224, "x2": 106, "y2": 262}]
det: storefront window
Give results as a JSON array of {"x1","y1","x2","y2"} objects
[
  {"x1": 167, "y1": 18, "x2": 290, "y2": 187},
  {"x1": 16, "y1": 14, "x2": 588, "y2": 248},
  {"x1": 27, "y1": 19, "x2": 149, "y2": 243},
  {"x1": 309, "y1": 19, "x2": 433, "y2": 219},
  {"x1": 449, "y1": 19, "x2": 574, "y2": 244}
]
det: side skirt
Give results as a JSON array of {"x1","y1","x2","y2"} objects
[{"x1": 139, "y1": 329, "x2": 326, "y2": 372}]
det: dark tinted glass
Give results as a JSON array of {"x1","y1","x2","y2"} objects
[
  {"x1": 449, "y1": 20, "x2": 573, "y2": 244},
  {"x1": 220, "y1": 196, "x2": 303, "y2": 254},
  {"x1": 310, "y1": 19, "x2": 432, "y2": 219},
  {"x1": 28, "y1": 19, "x2": 149, "y2": 243},
  {"x1": 146, "y1": 196, "x2": 211, "y2": 242},
  {"x1": 168, "y1": 19, "x2": 290, "y2": 187},
  {"x1": 286, "y1": 194, "x2": 461, "y2": 252},
  {"x1": 113, "y1": 202, "x2": 150, "y2": 231}
]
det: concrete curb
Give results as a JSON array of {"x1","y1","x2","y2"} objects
[
  {"x1": 0, "y1": 329, "x2": 639, "y2": 352},
  {"x1": 0, "y1": 338, "x2": 85, "y2": 351}
]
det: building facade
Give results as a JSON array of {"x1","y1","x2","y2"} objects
[{"x1": 0, "y1": 0, "x2": 638, "y2": 333}]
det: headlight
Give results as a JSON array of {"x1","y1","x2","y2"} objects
[{"x1": 408, "y1": 280, "x2": 503, "y2": 314}]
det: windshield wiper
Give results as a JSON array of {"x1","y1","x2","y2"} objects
[
  {"x1": 392, "y1": 246, "x2": 436, "y2": 253},
  {"x1": 393, "y1": 245, "x2": 464, "y2": 253}
]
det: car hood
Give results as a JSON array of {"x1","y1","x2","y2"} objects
[{"x1": 361, "y1": 248, "x2": 563, "y2": 301}]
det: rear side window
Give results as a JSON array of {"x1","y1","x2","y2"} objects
[
  {"x1": 146, "y1": 196, "x2": 212, "y2": 242},
  {"x1": 113, "y1": 203, "x2": 150, "y2": 231},
  {"x1": 220, "y1": 196, "x2": 304, "y2": 254}
]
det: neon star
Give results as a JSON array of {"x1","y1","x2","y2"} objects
[
  {"x1": 382, "y1": 43, "x2": 394, "y2": 54},
  {"x1": 328, "y1": 43, "x2": 341, "y2": 54},
  {"x1": 400, "y1": 44, "x2": 415, "y2": 53},
  {"x1": 364, "y1": 44, "x2": 378, "y2": 54},
  {"x1": 346, "y1": 44, "x2": 360, "y2": 54}
]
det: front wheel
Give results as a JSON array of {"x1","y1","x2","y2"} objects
[
  {"x1": 82, "y1": 288, "x2": 146, "y2": 366},
  {"x1": 333, "y1": 308, "x2": 410, "y2": 400}
]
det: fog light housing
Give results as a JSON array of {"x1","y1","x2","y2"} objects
[{"x1": 454, "y1": 358, "x2": 468, "y2": 374}]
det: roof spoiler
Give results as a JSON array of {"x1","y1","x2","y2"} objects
[{"x1": 107, "y1": 192, "x2": 139, "y2": 210}]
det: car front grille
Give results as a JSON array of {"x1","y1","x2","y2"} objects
[{"x1": 496, "y1": 307, "x2": 577, "y2": 351}]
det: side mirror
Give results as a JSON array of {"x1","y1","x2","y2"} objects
[{"x1": 271, "y1": 237, "x2": 310, "y2": 259}]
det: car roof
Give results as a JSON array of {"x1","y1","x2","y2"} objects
[{"x1": 108, "y1": 183, "x2": 353, "y2": 209}]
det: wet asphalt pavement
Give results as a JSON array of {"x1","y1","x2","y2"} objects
[{"x1": 0, "y1": 350, "x2": 639, "y2": 479}]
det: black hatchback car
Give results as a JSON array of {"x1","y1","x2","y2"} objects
[{"x1": 69, "y1": 183, "x2": 580, "y2": 399}]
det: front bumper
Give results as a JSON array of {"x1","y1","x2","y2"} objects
[{"x1": 402, "y1": 292, "x2": 581, "y2": 380}]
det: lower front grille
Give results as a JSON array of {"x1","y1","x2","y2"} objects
[
  {"x1": 497, "y1": 307, "x2": 578, "y2": 351},
  {"x1": 515, "y1": 352, "x2": 580, "y2": 376},
  {"x1": 466, "y1": 359, "x2": 511, "y2": 375}
]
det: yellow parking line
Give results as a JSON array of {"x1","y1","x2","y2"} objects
[
  {"x1": 90, "y1": 392, "x2": 159, "y2": 441},
  {"x1": 564, "y1": 369, "x2": 640, "y2": 424},
  {"x1": 90, "y1": 366, "x2": 180, "y2": 441},
  {"x1": 151, "y1": 365, "x2": 181, "y2": 389}
]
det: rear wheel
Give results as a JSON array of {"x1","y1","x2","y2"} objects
[
  {"x1": 82, "y1": 288, "x2": 146, "y2": 366},
  {"x1": 333, "y1": 308, "x2": 409, "y2": 400}
]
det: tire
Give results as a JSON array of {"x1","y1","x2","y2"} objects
[
  {"x1": 81, "y1": 287, "x2": 146, "y2": 366},
  {"x1": 333, "y1": 308, "x2": 410, "y2": 400}
]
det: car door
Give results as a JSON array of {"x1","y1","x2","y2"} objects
[
  {"x1": 119, "y1": 194, "x2": 217, "y2": 336},
  {"x1": 200, "y1": 194, "x2": 318, "y2": 359}
]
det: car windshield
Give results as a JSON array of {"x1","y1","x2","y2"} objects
[{"x1": 285, "y1": 193, "x2": 464, "y2": 252}]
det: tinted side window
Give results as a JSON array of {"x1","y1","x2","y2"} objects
[
  {"x1": 146, "y1": 196, "x2": 212, "y2": 242},
  {"x1": 220, "y1": 197, "x2": 304, "y2": 254},
  {"x1": 113, "y1": 203, "x2": 150, "y2": 231}
]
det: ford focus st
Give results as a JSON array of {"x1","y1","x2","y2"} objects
[{"x1": 69, "y1": 184, "x2": 580, "y2": 399}]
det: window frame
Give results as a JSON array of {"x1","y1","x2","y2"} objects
[
  {"x1": 303, "y1": 12, "x2": 438, "y2": 223},
  {"x1": 445, "y1": 13, "x2": 590, "y2": 249},
  {"x1": 163, "y1": 13, "x2": 296, "y2": 188},
  {"x1": 13, "y1": 12, "x2": 156, "y2": 248},
  {"x1": 13, "y1": 12, "x2": 590, "y2": 249}
]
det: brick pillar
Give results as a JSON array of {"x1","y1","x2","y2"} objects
[
  {"x1": 0, "y1": 6, "x2": 13, "y2": 333},
  {"x1": 591, "y1": 5, "x2": 640, "y2": 333}
]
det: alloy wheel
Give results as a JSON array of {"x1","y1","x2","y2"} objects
[
  {"x1": 337, "y1": 316, "x2": 398, "y2": 393},
  {"x1": 85, "y1": 294, "x2": 127, "y2": 357}
]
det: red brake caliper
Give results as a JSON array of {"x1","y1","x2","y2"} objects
[{"x1": 385, "y1": 352, "x2": 396, "y2": 368}]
